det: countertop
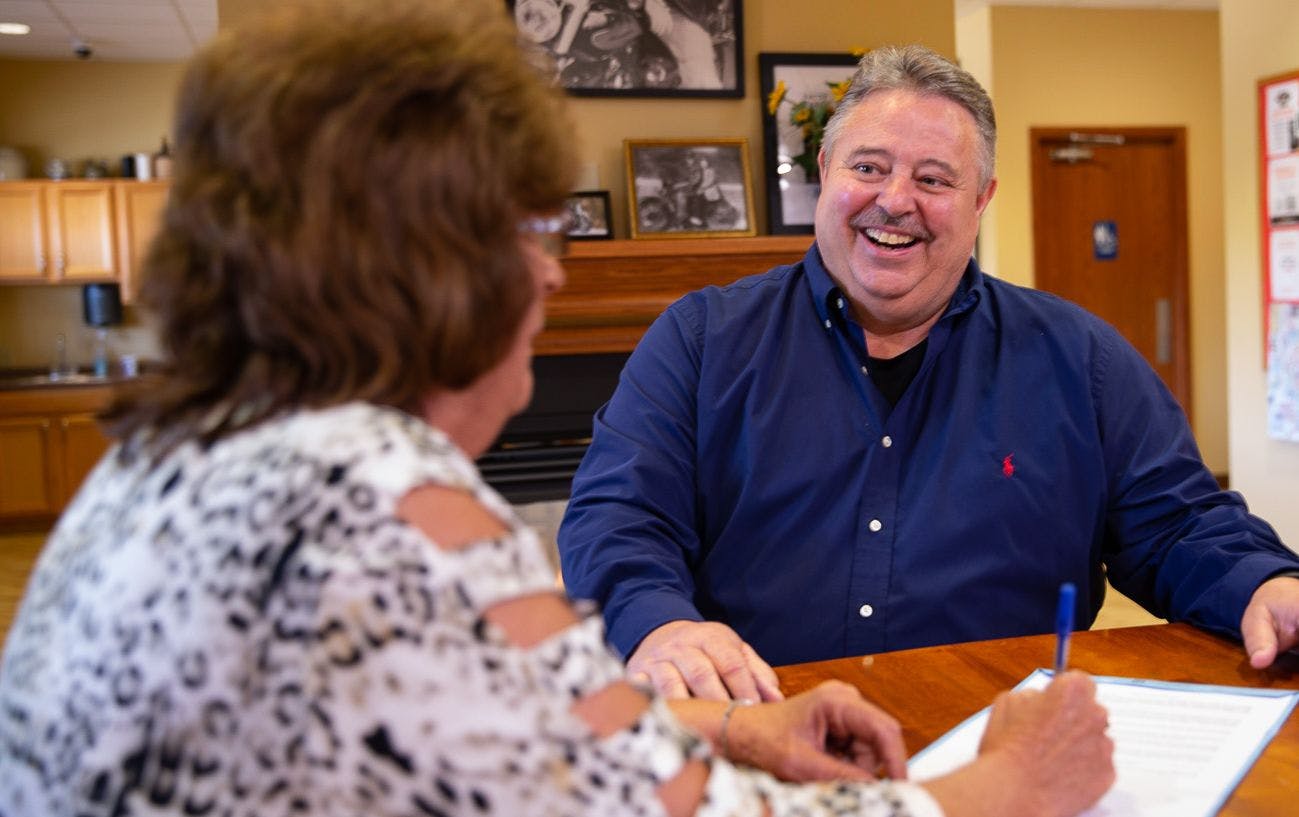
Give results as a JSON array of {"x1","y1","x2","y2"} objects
[{"x1": 0, "y1": 369, "x2": 151, "y2": 392}]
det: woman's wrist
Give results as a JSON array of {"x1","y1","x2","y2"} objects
[
  {"x1": 665, "y1": 697, "x2": 757, "y2": 762},
  {"x1": 717, "y1": 697, "x2": 755, "y2": 761}
]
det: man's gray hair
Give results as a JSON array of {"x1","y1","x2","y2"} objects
[{"x1": 821, "y1": 44, "x2": 996, "y2": 189}]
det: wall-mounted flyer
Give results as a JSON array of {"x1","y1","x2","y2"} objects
[{"x1": 1259, "y1": 71, "x2": 1299, "y2": 442}]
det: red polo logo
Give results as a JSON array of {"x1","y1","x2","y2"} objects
[{"x1": 1002, "y1": 453, "x2": 1015, "y2": 478}]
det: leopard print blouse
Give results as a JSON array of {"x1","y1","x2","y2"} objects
[{"x1": 0, "y1": 403, "x2": 939, "y2": 817}]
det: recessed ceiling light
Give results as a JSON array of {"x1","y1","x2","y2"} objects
[{"x1": 0, "y1": 22, "x2": 31, "y2": 35}]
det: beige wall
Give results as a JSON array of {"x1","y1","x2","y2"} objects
[
  {"x1": 565, "y1": 0, "x2": 955, "y2": 236},
  {"x1": 0, "y1": 59, "x2": 184, "y2": 171},
  {"x1": 1220, "y1": 0, "x2": 1299, "y2": 545},
  {"x1": 0, "y1": 0, "x2": 954, "y2": 370},
  {"x1": 975, "y1": 7, "x2": 1227, "y2": 472}
]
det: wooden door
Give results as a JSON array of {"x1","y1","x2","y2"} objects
[
  {"x1": 0, "y1": 183, "x2": 49, "y2": 281},
  {"x1": 1030, "y1": 128, "x2": 1191, "y2": 415},
  {"x1": 114, "y1": 181, "x2": 169, "y2": 303},
  {"x1": 44, "y1": 182, "x2": 118, "y2": 282}
]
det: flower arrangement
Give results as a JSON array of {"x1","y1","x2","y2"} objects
[{"x1": 766, "y1": 76, "x2": 852, "y2": 182}]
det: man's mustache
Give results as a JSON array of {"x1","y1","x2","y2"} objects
[{"x1": 849, "y1": 206, "x2": 931, "y2": 242}]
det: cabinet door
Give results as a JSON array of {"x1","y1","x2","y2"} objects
[
  {"x1": 57, "y1": 413, "x2": 111, "y2": 503},
  {"x1": 44, "y1": 182, "x2": 118, "y2": 282},
  {"x1": 0, "y1": 417, "x2": 59, "y2": 516},
  {"x1": 0, "y1": 183, "x2": 49, "y2": 281},
  {"x1": 114, "y1": 181, "x2": 169, "y2": 303}
]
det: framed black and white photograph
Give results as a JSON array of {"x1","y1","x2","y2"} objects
[
  {"x1": 565, "y1": 190, "x2": 613, "y2": 239},
  {"x1": 509, "y1": 0, "x2": 743, "y2": 98},
  {"x1": 759, "y1": 52, "x2": 860, "y2": 234},
  {"x1": 625, "y1": 138, "x2": 755, "y2": 238}
]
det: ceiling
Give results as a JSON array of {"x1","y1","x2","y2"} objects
[
  {"x1": 0, "y1": 0, "x2": 216, "y2": 61},
  {"x1": 0, "y1": 0, "x2": 1219, "y2": 63}
]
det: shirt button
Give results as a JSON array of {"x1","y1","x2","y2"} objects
[
  {"x1": 836, "y1": 297, "x2": 845, "y2": 310},
  {"x1": 869, "y1": 519, "x2": 882, "y2": 532},
  {"x1": 882, "y1": 436, "x2": 892, "y2": 448},
  {"x1": 823, "y1": 318, "x2": 832, "y2": 330},
  {"x1": 858, "y1": 603, "x2": 874, "y2": 618},
  {"x1": 860, "y1": 365, "x2": 869, "y2": 375}
]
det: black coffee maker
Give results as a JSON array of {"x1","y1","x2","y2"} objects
[
  {"x1": 82, "y1": 283, "x2": 122, "y2": 327},
  {"x1": 82, "y1": 284, "x2": 122, "y2": 377}
]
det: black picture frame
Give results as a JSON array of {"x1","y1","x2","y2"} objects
[
  {"x1": 759, "y1": 52, "x2": 860, "y2": 234},
  {"x1": 508, "y1": 0, "x2": 743, "y2": 98},
  {"x1": 625, "y1": 138, "x2": 755, "y2": 239},
  {"x1": 565, "y1": 190, "x2": 614, "y2": 240}
]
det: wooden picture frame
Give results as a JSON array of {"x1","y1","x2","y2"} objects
[
  {"x1": 624, "y1": 138, "x2": 755, "y2": 239},
  {"x1": 564, "y1": 190, "x2": 613, "y2": 240},
  {"x1": 758, "y1": 52, "x2": 860, "y2": 234},
  {"x1": 508, "y1": 0, "x2": 743, "y2": 98}
]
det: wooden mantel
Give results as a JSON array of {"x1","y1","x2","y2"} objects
[{"x1": 537, "y1": 235, "x2": 812, "y2": 356}]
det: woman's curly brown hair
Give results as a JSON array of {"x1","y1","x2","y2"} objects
[{"x1": 104, "y1": 0, "x2": 575, "y2": 455}]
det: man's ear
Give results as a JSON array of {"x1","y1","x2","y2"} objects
[{"x1": 976, "y1": 177, "x2": 998, "y2": 215}]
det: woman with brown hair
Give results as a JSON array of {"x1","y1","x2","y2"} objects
[{"x1": 0, "y1": 2, "x2": 1112, "y2": 816}]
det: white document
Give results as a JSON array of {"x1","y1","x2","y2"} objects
[{"x1": 907, "y1": 670, "x2": 1298, "y2": 817}]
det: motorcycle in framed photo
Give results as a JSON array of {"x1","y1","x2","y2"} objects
[
  {"x1": 624, "y1": 138, "x2": 755, "y2": 238},
  {"x1": 509, "y1": 0, "x2": 743, "y2": 97}
]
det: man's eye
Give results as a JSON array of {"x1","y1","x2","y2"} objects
[
  {"x1": 853, "y1": 164, "x2": 882, "y2": 175},
  {"x1": 919, "y1": 176, "x2": 949, "y2": 188}
]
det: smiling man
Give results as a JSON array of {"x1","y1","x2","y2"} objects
[{"x1": 559, "y1": 45, "x2": 1299, "y2": 702}]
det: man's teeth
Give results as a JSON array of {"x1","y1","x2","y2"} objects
[{"x1": 864, "y1": 227, "x2": 918, "y2": 247}]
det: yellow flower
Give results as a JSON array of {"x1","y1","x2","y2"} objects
[
  {"x1": 830, "y1": 79, "x2": 851, "y2": 103},
  {"x1": 767, "y1": 80, "x2": 787, "y2": 115},
  {"x1": 793, "y1": 107, "x2": 812, "y2": 124}
]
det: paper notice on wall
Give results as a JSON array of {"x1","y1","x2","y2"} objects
[
  {"x1": 1270, "y1": 156, "x2": 1299, "y2": 224},
  {"x1": 1268, "y1": 303, "x2": 1299, "y2": 443},
  {"x1": 1265, "y1": 79, "x2": 1299, "y2": 157},
  {"x1": 1271, "y1": 228, "x2": 1299, "y2": 300}
]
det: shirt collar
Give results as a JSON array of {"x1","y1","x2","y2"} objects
[{"x1": 804, "y1": 241, "x2": 985, "y2": 327}]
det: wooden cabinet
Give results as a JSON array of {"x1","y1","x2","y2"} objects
[
  {"x1": 0, "y1": 180, "x2": 168, "y2": 299},
  {"x1": 0, "y1": 181, "x2": 118, "y2": 284},
  {"x1": 0, "y1": 416, "x2": 60, "y2": 516},
  {"x1": 0, "y1": 184, "x2": 46, "y2": 280},
  {"x1": 0, "y1": 386, "x2": 113, "y2": 522},
  {"x1": 114, "y1": 180, "x2": 169, "y2": 303}
]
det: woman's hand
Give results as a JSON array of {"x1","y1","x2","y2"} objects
[
  {"x1": 720, "y1": 680, "x2": 908, "y2": 782},
  {"x1": 922, "y1": 671, "x2": 1115, "y2": 817}
]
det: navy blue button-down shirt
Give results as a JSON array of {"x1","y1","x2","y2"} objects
[{"x1": 558, "y1": 245, "x2": 1299, "y2": 667}]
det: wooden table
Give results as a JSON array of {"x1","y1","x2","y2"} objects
[{"x1": 775, "y1": 624, "x2": 1299, "y2": 817}]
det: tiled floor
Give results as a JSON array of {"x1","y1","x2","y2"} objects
[{"x1": 0, "y1": 523, "x2": 1162, "y2": 651}]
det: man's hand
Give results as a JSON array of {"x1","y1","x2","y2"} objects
[
  {"x1": 723, "y1": 680, "x2": 907, "y2": 782},
  {"x1": 627, "y1": 620, "x2": 783, "y2": 701},
  {"x1": 1241, "y1": 575, "x2": 1299, "y2": 668}
]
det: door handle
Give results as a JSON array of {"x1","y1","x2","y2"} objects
[{"x1": 1155, "y1": 298, "x2": 1171, "y2": 365}]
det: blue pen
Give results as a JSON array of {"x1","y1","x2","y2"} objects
[{"x1": 1054, "y1": 582, "x2": 1076, "y2": 675}]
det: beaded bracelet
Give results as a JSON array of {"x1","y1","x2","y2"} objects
[{"x1": 717, "y1": 697, "x2": 755, "y2": 760}]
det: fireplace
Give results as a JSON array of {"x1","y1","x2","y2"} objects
[{"x1": 476, "y1": 352, "x2": 628, "y2": 503}]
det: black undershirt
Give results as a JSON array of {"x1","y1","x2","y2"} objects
[{"x1": 867, "y1": 338, "x2": 928, "y2": 407}]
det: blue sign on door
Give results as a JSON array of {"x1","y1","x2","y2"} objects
[{"x1": 1093, "y1": 220, "x2": 1118, "y2": 260}]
